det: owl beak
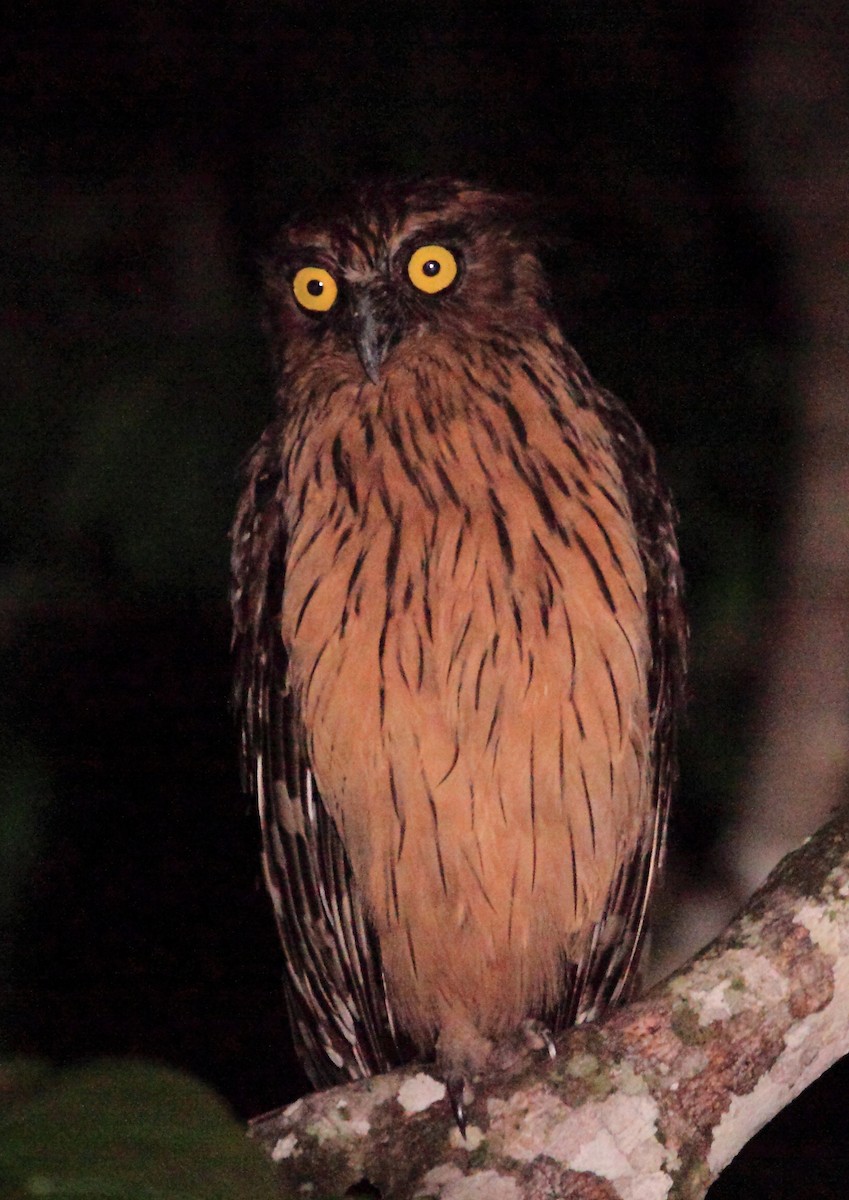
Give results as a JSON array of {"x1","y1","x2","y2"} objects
[{"x1": 352, "y1": 288, "x2": 395, "y2": 384}]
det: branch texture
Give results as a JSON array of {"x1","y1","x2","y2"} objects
[{"x1": 249, "y1": 807, "x2": 849, "y2": 1199}]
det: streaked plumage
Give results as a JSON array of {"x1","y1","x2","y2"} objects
[{"x1": 231, "y1": 179, "x2": 686, "y2": 1106}]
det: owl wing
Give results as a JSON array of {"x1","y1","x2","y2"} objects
[
  {"x1": 231, "y1": 426, "x2": 409, "y2": 1087},
  {"x1": 560, "y1": 382, "x2": 687, "y2": 1026}
]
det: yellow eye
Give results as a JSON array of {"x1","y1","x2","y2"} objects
[
  {"x1": 292, "y1": 266, "x2": 338, "y2": 313},
  {"x1": 407, "y1": 244, "x2": 458, "y2": 294}
]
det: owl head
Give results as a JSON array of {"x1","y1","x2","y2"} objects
[{"x1": 263, "y1": 179, "x2": 553, "y2": 388}]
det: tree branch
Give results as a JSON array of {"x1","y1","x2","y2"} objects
[{"x1": 249, "y1": 806, "x2": 849, "y2": 1199}]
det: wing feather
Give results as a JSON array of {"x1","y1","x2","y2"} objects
[
  {"x1": 555, "y1": 371, "x2": 687, "y2": 1026},
  {"x1": 230, "y1": 424, "x2": 408, "y2": 1085}
]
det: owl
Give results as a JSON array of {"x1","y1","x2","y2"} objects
[{"x1": 231, "y1": 178, "x2": 686, "y2": 1126}]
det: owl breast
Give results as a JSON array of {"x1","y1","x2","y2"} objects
[{"x1": 279, "y1": 338, "x2": 651, "y2": 1054}]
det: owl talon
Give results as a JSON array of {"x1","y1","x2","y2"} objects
[
  {"x1": 519, "y1": 1017, "x2": 557, "y2": 1059},
  {"x1": 446, "y1": 1075, "x2": 467, "y2": 1137}
]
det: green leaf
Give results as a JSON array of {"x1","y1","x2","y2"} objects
[{"x1": 0, "y1": 1058, "x2": 283, "y2": 1199}]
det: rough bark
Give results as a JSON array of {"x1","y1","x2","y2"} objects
[{"x1": 248, "y1": 805, "x2": 849, "y2": 1199}]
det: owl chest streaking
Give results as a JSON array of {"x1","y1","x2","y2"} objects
[{"x1": 231, "y1": 178, "x2": 686, "y2": 1115}]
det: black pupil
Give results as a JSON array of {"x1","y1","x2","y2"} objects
[
  {"x1": 306, "y1": 278, "x2": 324, "y2": 295},
  {"x1": 422, "y1": 259, "x2": 440, "y2": 277}
]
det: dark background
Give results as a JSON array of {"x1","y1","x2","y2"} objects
[{"x1": 2, "y1": 2, "x2": 842, "y2": 1194}]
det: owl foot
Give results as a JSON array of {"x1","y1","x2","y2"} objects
[
  {"x1": 521, "y1": 1018, "x2": 557, "y2": 1060},
  {"x1": 487, "y1": 1018, "x2": 558, "y2": 1074},
  {"x1": 435, "y1": 1015, "x2": 492, "y2": 1137}
]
